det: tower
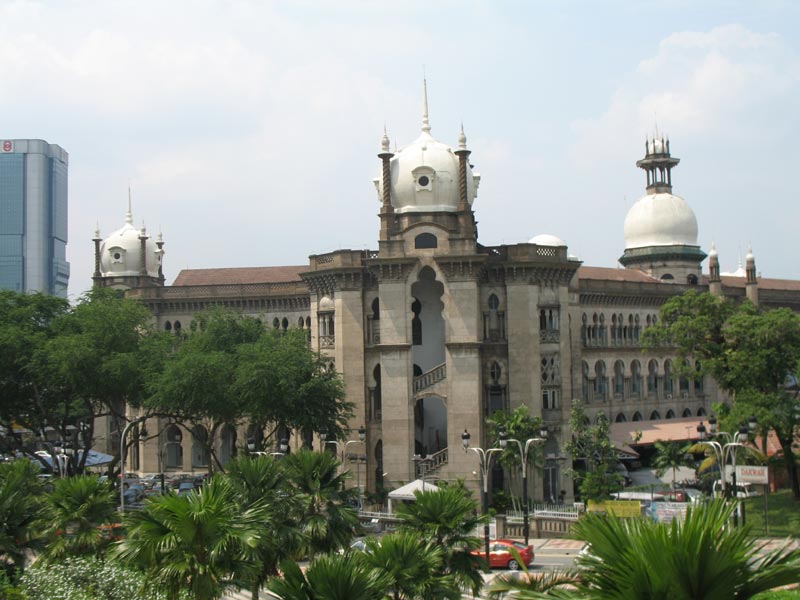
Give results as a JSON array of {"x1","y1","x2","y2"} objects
[
  {"x1": 0, "y1": 139, "x2": 70, "y2": 297},
  {"x1": 620, "y1": 136, "x2": 706, "y2": 283}
]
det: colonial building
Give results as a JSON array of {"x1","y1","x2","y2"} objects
[{"x1": 94, "y1": 85, "x2": 798, "y2": 502}]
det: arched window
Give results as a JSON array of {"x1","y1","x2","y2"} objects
[
  {"x1": 164, "y1": 320, "x2": 172, "y2": 332},
  {"x1": 191, "y1": 425, "x2": 209, "y2": 468},
  {"x1": 679, "y1": 360, "x2": 690, "y2": 394},
  {"x1": 413, "y1": 364, "x2": 423, "y2": 377},
  {"x1": 490, "y1": 362, "x2": 501, "y2": 384},
  {"x1": 371, "y1": 297, "x2": 380, "y2": 320},
  {"x1": 374, "y1": 439, "x2": 384, "y2": 488},
  {"x1": 687, "y1": 274, "x2": 698, "y2": 285},
  {"x1": 411, "y1": 298, "x2": 422, "y2": 345},
  {"x1": 682, "y1": 408, "x2": 692, "y2": 418},
  {"x1": 611, "y1": 314, "x2": 617, "y2": 343},
  {"x1": 694, "y1": 361, "x2": 704, "y2": 393},
  {"x1": 697, "y1": 407, "x2": 707, "y2": 417},
  {"x1": 634, "y1": 314, "x2": 641, "y2": 341},
  {"x1": 661, "y1": 273, "x2": 674, "y2": 281},
  {"x1": 414, "y1": 232, "x2": 438, "y2": 249},
  {"x1": 486, "y1": 294, "x2": 503, "y2": 340},
  {"x1": 594, "y1": 361, "x2": 607, "y2": 401},
  {"x1": 647, "y1": 359, "x2": 658, "y2": 395},
  {"x1": 630, "y1": 360, "x2": 642, "y2": 395},
  {"x1": 614, "y1": 360, "x2": 625, "y2": 396},
  {"x1": 615, "y1": 413, "x2": 627, "y2": 423},
  {"x1": 174, "y1": 320, "x2": 182, "y2": 333},
  {"x1": 306, "y1": 316, "x2": 311, "y2": 328},
  {"x1": 650, "y1": 411, "x2": 661, "y2": 420},
  {"x1": 665, "y1": 409, "x2": 675, "y2": 419},
  {"x1": 281, "y1": 317, "x2": 288, "y2": 331},
  {"x1": 273, "y1": 317, "x2": 280, "y2": 329},
  {"x1": 298, "y1": 317, "x2": 305, "y2": 328},
  {"x1": 581, "y1": 313, "x2": 588, "y2": 344},
  {"x1": 164, "y1": 425, "x2": 183, "y2": 469},
  {"x1": 632, "y1": 412, "x2": 643, "y2": 422},
  {"x1": 372, "y1": 364, "x2": 382, "y2": 422},
  {"x1": 582, "y1": 361, "x2": 590, "y2": 402},
  {"x1": 599, "y1": 314, "x2": 606, "y2": 344}
]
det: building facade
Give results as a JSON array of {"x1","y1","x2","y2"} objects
[
  {"x1": 95, "y1": 91, "x2": 799, "y2": 502},
  {"x1": 0, "y1": 139, "x2": 70, "y2": 297}
]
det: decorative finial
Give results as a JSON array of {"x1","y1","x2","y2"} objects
[
  {"x1": 746, "y1": 243, "x2": 754, "y2": 261},
  {"x1": 94, "y1": 221, "x2": 101, "y2": 239},
  {"x1": 458, "y1": 123, "x2": 467, "y2": 150},
  {"x1": 709, "y1": 240, "x2": 717, "y2": 257},
  {"x1": 126, "y1": 184, "x2": 133, "y2": 225},
  {"x1": 140, "y1": 221, "x2": 147, "y2": 237},
  {"x1": 158, "y1": 226, "x2": 163, "y2": 243},
  {"x1": 381, "y1": 125, "x2": 390, "y2": 153},
  {"x1": 422, "y1": 77, "x2": 431, "y2": 133}
]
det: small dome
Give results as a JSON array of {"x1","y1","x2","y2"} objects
[
  {"x1": 376, "y1": 131, "x2": 480, "y2": 214},
  {"x1": 318, "y1": 296, "x2": 335, "y2": 312},
  {"x1": 624, "y1": 192, "x2": 698, "y2": 250},
  {"x1": 99, "y1": 221, "x2": 161, "y2": 278},
  {"x1": 529, "y1": 233, "x2": 567, "y2": 247}
]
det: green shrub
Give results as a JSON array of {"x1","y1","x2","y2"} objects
[{"x1": 19, "y1": 556, "x2": 188, "y2": 600}]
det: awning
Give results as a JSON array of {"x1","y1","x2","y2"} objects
[{"x1": 34, "y1": 449, "x2": 115, "y2": 468}]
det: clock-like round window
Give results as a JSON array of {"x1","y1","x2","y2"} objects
[
  {"x1": 418, "y1": 175, "x2": 430, "y2": 187},
  {"x1": 113, "y1": 252, "x2": 121, "y2": 260}
]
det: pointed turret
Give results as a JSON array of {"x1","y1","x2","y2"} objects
[
  {"x1": 708, "y1": 241, "x2": 722, "y2": 296},
  {"x1": 746, "y1": 244, "x2": 759, "y2": 305}
]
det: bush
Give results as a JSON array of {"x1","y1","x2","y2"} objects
[{"x1": 19, "y1": 556, "x2": 188, "y2": 600}]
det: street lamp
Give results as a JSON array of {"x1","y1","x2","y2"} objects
[
  {"x1": 321, "y1": 426, "x2": 366, "y2": 508},
  {"x1": 498, "y1": 424, "x2": 548, "y2": 545},
  {"x1": 696, "y1": 414, "x2": 757, "y2": 526},
  {"x1": 462, "y1": 429, "x2": 503, "y2": 573},
  {"x1": 120, "y1": 417, "x2": 148, "y2": 514}
]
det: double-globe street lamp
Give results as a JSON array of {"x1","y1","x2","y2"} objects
[
  {"x1": 461, "y1": 429, "x2": 503, "y2": 573},
  {"x1": 498, "y1": 424, "x2": 548, "y2": 545},
  {"x1": 320, "y1": 425, "x2": 366, "y2": 508},
  {"x1": 696, "y1": 414, "x2": 756, "y2": 526},
  {"x1": 120, "y1": 417, "x2": 149, "y2": 514}
]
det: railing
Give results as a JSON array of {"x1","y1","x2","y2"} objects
[
  {"x1": 505, "y1": 503, "x2": 581, "y2": 523},
  {"x1": 540, "y1": 329, "x2": 560, "y2": 343},
  {"x1": 320, "y1": 335, "x2": 335, "y2": 349},
  {"x1": 414, "y1": 448, "x2": 448, "y2": 478},
  {"x1": 413, "y1": 363, "x2": 446, "y2": 393}
]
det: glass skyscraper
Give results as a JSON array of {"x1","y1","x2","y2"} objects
[{"x1": 0, "y1": 139, "x2": 70, "y2": 297}]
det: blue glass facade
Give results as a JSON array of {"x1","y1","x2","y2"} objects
[{"x1": 0, "y1": 141, "x2": 69, "y2": 297}]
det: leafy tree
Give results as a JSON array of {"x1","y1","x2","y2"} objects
[
  {"x1": 0, "y1": 289, "x2": 159, "y2": 474},
  {"x1": 644, "y1": 291, "x2": 800, "y2": 499},
  {"x1": 0, "y1": 460, "x2": 45, "y2": 579},
  {"x1": 114, "y1": 477, "x2": 264, "y2": 600},
  {"x1": 283, "y1": 449, "x2": 359, "y2": 559},
  {"x1": 572, "y1": 500, "x2": 800, "y2": 599},
  {"x1": 361, "y1": 531, "x2": 459, "y2": 600},
  {"x1": 652, "y1": 440, "x2": 695, "y2": 487},
  {"x1": 268, "y1": 553, "x2": 388, "y2": 600},
  {"x1": 564, "y1": 401, "x2": 623, "y2": 502},
  {"x1": 226, "y1": 455, "x2": 303, "y2": 599},
  {"x1": 396, "y1": 485, "x2": 486, "y2": 596},
  {"x1": 39, "y1": 475, "x2": 116, "y2": 561}
]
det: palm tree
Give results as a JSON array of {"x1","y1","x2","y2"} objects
[
  {"x1": 226, "y1": 455, "x2": 304, "y2": 599},
  {"x1": 267, "y1": 553, "x2": 387, "y2": 600},
  {"x1": 114, "y1": 477, "x2": 265, "y2": 600},
  {"x1": 487, "y1": 567, "x2": 581, "y2": 599},
  {"x1": 0, "y1": 460, "x2": 45, "y2": 578},
  {"x1": 39, "y1": 474, "x2": 116, "y2": 561},
  {"x1": 361, "y1": 531, "x2": 460, "y2": 600},
  {"x1": 283, "y1": 449, "x2": 359, "y2": 558},
  {"x1": 572, "y1": 499, "x2": 800, "y2": 599},
  {"x1": 652, "y1": 440, "x2": 695, "y2": 487},
  {"x1": 396, "y1": 485, "x2": 487, "y2": 596}
]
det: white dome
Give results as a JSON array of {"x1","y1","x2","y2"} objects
[
  {"x1": 529, "y1": 233, "x2": 567, "y2": 247},
  {"x1": 376, "y1": 131, "x2": 480, "y2": 214},
  {"x1": 624, "y1": 192, "x2": 698, "y2": 250},
  {"x1": 99, "y1": 221, "x2": 162, "y2": 278}
]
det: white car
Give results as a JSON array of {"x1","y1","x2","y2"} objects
[{"x1": 712, "y1": 480, "x2": 760, "y2": 498}]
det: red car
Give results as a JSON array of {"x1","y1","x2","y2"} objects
[{"x1": 472, "y1": 539, "x2": 534, "y2": 570}]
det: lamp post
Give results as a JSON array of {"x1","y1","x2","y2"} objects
[
  {"x1": 120, "y1": 417, "x2": 148, "y2": 514},
  {"x1": 498, "y1": 424, "x2": 548, "y2": 545},
  {"x1": 462, "y1": 429, "x2": 503, "y2": 573},
  {"x1": 321, "y1": 426, "x2": 366, "y2": 508},
  {"x1": 696, "y1": 414, "x2": 756, "y2": 526}
]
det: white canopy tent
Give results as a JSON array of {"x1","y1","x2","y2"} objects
[{"x1": 387, "y1": 479, "x2": 439, "y2": 513}]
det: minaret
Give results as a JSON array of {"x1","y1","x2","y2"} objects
[
  {"x1": 92, "y1": 224, "x2": 102, "y2": 287},
  {"x1": 156, "y1": 229, "x2": 166, "y2": 285},
  {"x1": 745, "y1": 244, "x2": 759, "y2": 305},
  {"x1": 139, "y1": 224, "x2": 149, "y2": 277},
  {"x1": 708, "y1": 241, "x2": 722, "y2": 296},
  {"x1": 454, "y1": 124, "x2": 476, "y2": 239},
  {"x1": 378, "y1": 127, "x2": 395, "y2": 241},
  {"x1": 421, "y1": 77, "x2": 431, "y2": 134},
  {"x1": 637, "y1": 135, "x2": 679, "y2": 193}
]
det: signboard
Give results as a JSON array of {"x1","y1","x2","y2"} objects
[
  {"x1": 2, "y1": 141, "x2": 13, "y2": 153},
  {"x1": 587, "y1": 499, "x2": 642, "y2": 518},
  {"x1": 648, "y1": 501, "x2": 688, "y2": 523},
  {"x1": 736, "y1": 465, "x2": 769, "y2": 485}
]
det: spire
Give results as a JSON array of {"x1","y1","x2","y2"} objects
[
  {"x1": 126, "y1": 185, "x2": 133, "y2": 225},
  {"x1": 458, "y1": 123, "x2": 467, "y2": 150},
  {"x1": 381, "y1": 126, "x2": 390, "y2": 153},
  {"x1": 94, "y1": 222, "x2": 101, "y2": 240},
  {"x1": 709, "y1": 240, "x2": 717, "y2": 257},
  {"x1": 422, "y1": 78, "x2": 431, "y2": 133}
]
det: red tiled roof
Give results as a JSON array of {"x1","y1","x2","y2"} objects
[
  {"x1": 578, "y1": 266, "x2": 661, "y2": 283},
  {"x1": 172, "y1": 265, "x2": 307, "y2": 286},
  {"x1": 720, "y1": 276, "x2": 800, "y2": 292}
]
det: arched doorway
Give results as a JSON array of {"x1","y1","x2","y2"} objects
[
  {"x1": 219, "y1": 424, "x2": 237, "y2": 465},
  {"x1": 414, "y1": 395, "x2": 447, "y2": 458}
]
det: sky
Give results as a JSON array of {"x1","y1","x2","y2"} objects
[{"x1": 1, "y1": 0, "x2": 798, "y2": 299}]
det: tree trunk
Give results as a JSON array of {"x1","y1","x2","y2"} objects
[{"x1": 780, "y1": 436, "x2": 800, "y2": 500}]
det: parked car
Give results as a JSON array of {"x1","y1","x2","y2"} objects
[
  {"x1": 471, "y1": 539, "x2": 534, "y2": 570},
  {"x1": 177, "y1": 482, "x2": 196, "y2": 497},
  {"x1": 712, "y1": 480, "x2": 760, "y2": 498}
]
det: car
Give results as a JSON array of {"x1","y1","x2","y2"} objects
[
  {"x1": 712, "y1": 480, "x2": 760, "y2": 499},
  {"x1": 177, "y1": 482, "x2": 196, "y2": 497},
  {"x1": 471, "y1": 539, "x2": 534, "y2": 570}
]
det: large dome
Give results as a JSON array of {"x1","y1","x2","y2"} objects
[
  {"x1": 623, "y1": 192, "x2": 698, "y2": 249},
  {"x1": 99, "y1": 217, "x2": 162, "y2": 278}
]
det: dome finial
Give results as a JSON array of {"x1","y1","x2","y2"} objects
[
  {"x1": 458, "y1": 122, "x2": 467, "y2": 150},
  {"x1": 94, "y1": 221, "x2": 101, "y2": 239},
  {"x1": 422, "y1": 76, "x2": 431, "y2": 133},
  {"x1": 381, "y1": 125, "x2": 390, "y2": 153},
  {"x1": 126, "y1": 183, "x2": 133, "y2": 225},
  {"x1": 709, "y1": 240, "x2": 717, "y2": 257}
]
